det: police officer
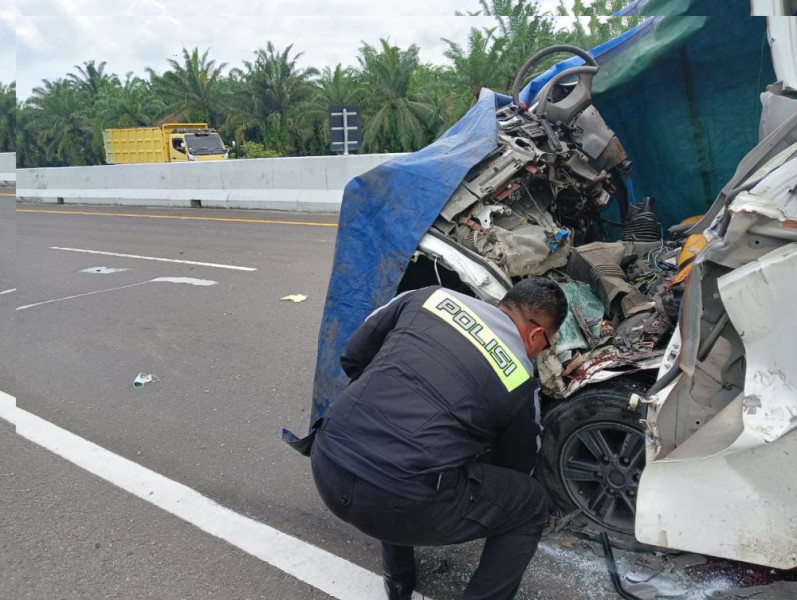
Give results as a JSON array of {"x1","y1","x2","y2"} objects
[{"x1": 311, "y1": 277, "x2": 568, "y2": 600}]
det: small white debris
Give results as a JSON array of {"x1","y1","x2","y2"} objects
[
  {"x1": 150, "y1": 277, "x2": 217, "y2": 286},
  {"x1": 280, "y1": 294, "x2": 308, "y2": 303},
  {"x1": 81, "y1": 267, "x2": 130, "y2": 274}
]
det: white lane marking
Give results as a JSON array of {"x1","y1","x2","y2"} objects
[
  {"x1": 151, "y1": 277, "x2": 217, "y2": 286},
  {"x1": 0, "y1": 288, "x2": 15, "y2": 295},
  {"x1": 0, "y1": 392, "x2": 432, "y2": 600},
  {"x1": 17, "y1": 281, "x2": 152, "y2": 310},
  {"x1": 80, "y1": 267, "x2": 130, "y2": 274},
  {"x1": 0, "y1": 391, "x2": 14, "y2": 422},
  {"x1": 16, "y1": 278, "x2": 218, "y2": 311},
  {"x1": 51, "y1": 247, "x2": 257, "y2": 272}
]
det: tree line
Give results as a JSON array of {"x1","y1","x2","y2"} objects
[{"x1": 3, "y1": 1, "x2": 641, "y2": 167}]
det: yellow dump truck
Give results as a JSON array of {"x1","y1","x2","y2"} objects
[{"x1": 102, "y1": 123, "x2": 228, "y2": 164}]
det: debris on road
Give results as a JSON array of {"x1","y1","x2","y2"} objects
[
  {"x1": 80, "y1": 266, "x2": 130, "y2": 274},
  {"x1": 132, "y1": 373, "x2": 159, "y2": 389},
  {"x1": 280, "y1": 294, "x2": 308, "y2": 303}
]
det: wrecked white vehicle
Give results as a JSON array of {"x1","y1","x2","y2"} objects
[
  {"x1": 635, "y1": 138, "x2": 797, "y2": 569},
  {"x1": 397, "y1": 44, "x2": 686, "y2": 538},
  {"x1": 308, "y1": 12, "x2": 797, "y2": 574}
]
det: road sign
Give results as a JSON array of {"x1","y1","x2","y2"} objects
[{"x1": 329, "y1": 106, "x2": 362, "y2": 155}]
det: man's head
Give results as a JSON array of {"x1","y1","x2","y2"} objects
[{"x1": 498, "y1": 277, "x2": 568, "y2": 360}]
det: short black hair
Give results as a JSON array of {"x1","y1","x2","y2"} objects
[{"x1": 499, "y1": 277, "x2": 568, "y2": 330}]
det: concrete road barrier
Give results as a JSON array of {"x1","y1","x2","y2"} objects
[
  {"x1": 16, "y1": 153, "x2": 406, "y2": 212},
  {"x1": 0, "y1": 153, "x2": 14, "y2": 185}
]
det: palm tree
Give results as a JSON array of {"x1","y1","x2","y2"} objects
[
  {"x1": 96, "y1": 74, "x2": 166, "y2": 128},
  {"x1": 227, "y1": 42, "x2": 318, "y2": 155},
  {"x1": 443, "y1": 28, "x2": 508, "y2": 99},
  {"x1": 67, "y1": 60, "x2": 119, "y2": 104},
  {"x1": 147, "y1": 47, "x2": 231, "y2": 125},
  {"x1": 356, "y1": 39, "x2": 436, "y2": 153},
  {"x1": 293, "y1": 64, "x2": 365, "y2": 154},
  {"x1": 26, "y1": 79, "x2": 98, "y2": 165},
  {"x1": 477, "y1": 0, "x2": 559, "y2": 87},
  {"x1": 556, "y1": 1, "x2": 643, "y2": 49}
]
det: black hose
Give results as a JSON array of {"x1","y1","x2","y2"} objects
[
  {"x1": 599, "y1": 532, "x2": 645, "y2": 600},
  {"x1": 512, "y1": 45, "x2": 597, "y2": 107},
  {"x1": 621, "y1": 212, "x2": 661, "y2": 242}
]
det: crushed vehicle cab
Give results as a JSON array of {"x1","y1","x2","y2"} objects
[{"x1": 307, "y1": 8, "x2": 797, "y2": 570}]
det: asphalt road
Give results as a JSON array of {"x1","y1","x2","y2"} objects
[
  {"x1": 1, "y1": 187, "x2": 14, "y2": 394},
  {"x1": 6, "y1": 201, "x2": 751, "y2": 599}
]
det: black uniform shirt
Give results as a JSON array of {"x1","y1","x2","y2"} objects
[{"x1": 317, "y1": 286, "x2": 542, "y2": 500}]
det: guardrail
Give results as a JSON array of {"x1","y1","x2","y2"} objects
[
  {"x1": 0, "y1": 153, "x2": 14, "y2": 185},
  {"x1": 16, "y1": 153, "x2": 407, "y2": 212}
]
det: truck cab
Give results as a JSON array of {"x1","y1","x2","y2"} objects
[{"x1": 166, "y1": 126, "x2": 227, "y2": 162}]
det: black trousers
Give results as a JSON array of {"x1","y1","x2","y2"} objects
[{"x1": 311, "y1": 441, "x2": 548, "y2": 600}]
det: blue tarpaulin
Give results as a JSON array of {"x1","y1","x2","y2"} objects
[
  {"x1": 310, "y1": 92, "x2": 499, "y2": 422},
  {"x1": 308, "y1": 8, "x2": 775, "y2": 425}
]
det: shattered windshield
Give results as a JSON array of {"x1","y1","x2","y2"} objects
[{"x1": 185, "y1": 134, "x2": 225, "y2": 155}]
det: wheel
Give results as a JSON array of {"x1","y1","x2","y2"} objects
[{"x1": 537, "y1": 379, "x2": 648, "y2": 535}]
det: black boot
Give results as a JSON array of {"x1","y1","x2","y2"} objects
[{"x1": 383, "y1": 570, "x2": 415, "y2": 600}]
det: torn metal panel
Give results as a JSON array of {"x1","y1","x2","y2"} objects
[
  {"x1": 416, "y1": 233, "x2": 510, "y2": 304},
  {"x1": 717, "y1": 242, "x2": 797, "y2": 443},
  {"x1": 636, "y1": 416, "x2": 797, "y2": 570},
  {"x1": 537, "y1": 344, "x2": 662, "y2": 399},
  {"x1": 640, "y1": 139, "x2": 797, "y2": 568}
]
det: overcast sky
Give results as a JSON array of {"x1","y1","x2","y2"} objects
[{"x1": 2, "y1": 0, "x2": 575, "y2": 100}]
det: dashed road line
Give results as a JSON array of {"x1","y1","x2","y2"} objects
[
  {"x1": 0, "y1": 392, "x2": 431, "y2": 600},
  {"x1": 16, "y1": 281, "x2": 152, "y2": 311},
  {"x1": 17, "y1": 277, "x2": 218, "y2": 311},
  {"x1": 0, "y1": 288, "x2": 14, "y2": 295},
  {"x1": 50, "y1": 247, "x2": 257, "y2": 271}
]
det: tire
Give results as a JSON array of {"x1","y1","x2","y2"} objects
[{"x1": 537, "y1": 378, "x2": 649, "y2": 535}]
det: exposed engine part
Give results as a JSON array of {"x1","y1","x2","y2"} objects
[
  {"x1": 419, "y1": 44, "x2": 684, "y2": 397},
  {"x1": 571, "y1": 105, "x2": 629, "y2": 172},
  {"x1": 622, "y1": 197, "x2": 663, "y2": 242},
  {"x1": 568, "y1": 242, "x2": 657, "y2": 319},
  {"x1": 435, "y1": 47, "x2": 630, "y2": 281}
]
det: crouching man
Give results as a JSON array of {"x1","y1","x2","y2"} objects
[{"x1": 312, "y1": 278, "x2": 567, "y2": 600}]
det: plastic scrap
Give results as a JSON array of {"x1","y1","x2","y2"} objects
[
  {"x1": 132, "y1": 373, "x2": 159, "y2": 389},
  {"x1": 280, "y1": 294, "x2": 308, "y2": 303},
  {"x1": 623, "y1": 571, "x2": 687, "y2": 599}
]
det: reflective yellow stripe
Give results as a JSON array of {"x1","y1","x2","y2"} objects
[{"x1": 422, "y1": 289, "x2": 529, "y2": 392}]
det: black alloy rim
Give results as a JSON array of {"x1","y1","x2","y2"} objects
[{"x1": 558, "y1": 422, "x2": 645, "y2": 534}]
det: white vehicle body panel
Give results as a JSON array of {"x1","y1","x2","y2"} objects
[
  {"x1": 767, "y1": 16, "x2": 797, "y2": 92},
  {"x1": 416, "y1": 233, "x2": 510, "y2": 303},
  {"x1": 720, "y1": 243, "x2": 797, "y2": 442},
  {"x1": 636, "y1": 144, "x2": 797, "y2": 569}
]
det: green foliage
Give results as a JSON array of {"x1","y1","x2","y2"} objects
[
  {"x1": 226, "y1": 43, "x2": 319, "y2": 156},
  {"x1": 147, "y1": 47, "x2": 231, "y2": 124},
  {"x1": 16, "y1": 2, "x2": 640, "y2": 167},
  {"x1": 357, "y1": 39, "x2": 437, "y2": 153},
  {"x1": 556, "y1": 1, "x2": 645, "y2": 50},
  {"x1": 0, "y1": 81, "x2": 15, "y2": 152},
  {"x1": 238, "y1": 140, "x2": 283, "y2": 158}
]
